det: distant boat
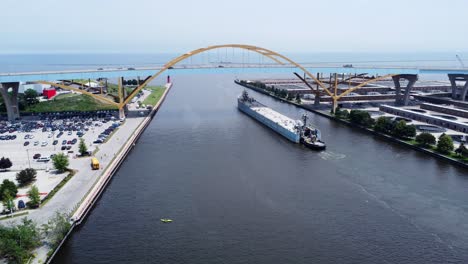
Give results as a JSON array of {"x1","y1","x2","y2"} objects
[{"x1": 160, "y1": 218, "x2": 173, "y2": 223}]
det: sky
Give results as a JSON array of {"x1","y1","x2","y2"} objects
[{"x1": 1, "y1": 0, "x2": 468, "y2": 54}]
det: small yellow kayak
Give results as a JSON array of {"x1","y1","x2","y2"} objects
[{"x1": 160, "y1": 218, "x2": 173, "y2": 223}]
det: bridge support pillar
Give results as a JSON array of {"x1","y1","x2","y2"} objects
[
  {"x1": 314, "y1": 73, "x2": 321, "y2": 107},
  {"x1": 332, "y1": 98, "x2": 338, "y2": 113},
  {"x1": 119, "y1": 107, "x2": 126, "y2": 120},
  {"x1": 0, "y1": 82, "x2": 20, "y2": 121},
  {"x1": 448, "y1": 74, "x2": 468, "y2": 101},
  {"x1": 392, "y1": 74, "x2": 418, "y2": 106}
]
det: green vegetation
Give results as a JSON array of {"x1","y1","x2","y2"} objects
[
  {"x1": 0, "y1": 218, "x2": 41, "y2": 263},
  {"x1": 142, "y1": 86, "x2": 165, "y2": 106},
  {"x1": 71, "y1": 79, "x2": 92, "y2": 85},
  {"x1": 0, "y1": 180, "x2": 18, "y2": 202},
  {"x1": 0, "y1": 157, "x2": 13, "y2": 171},
  {"x1": 334, "y1": 108, "x2": 349, "y2": 119},
  {"x1": 455, "y1": 143, "x2": 468, "y2": 158},
  {"x1": 41, "y1": 212, "x2": 72, "y2": 249},
  {"x1": 27, "y1": 186, "x2": 41, "y2": 209},
  {"x1": 2, "y1": 193, "x2": 15, "y2": 214},
  {"x1": 16, "y1": 168, "x2": 37, "y2": 187},
  {"x1": 349, "y1": 110, "x2": 375, "y2": 127},
  {"x1": 107, "y1": 82, "x2": 140, "y2": 96},
  {"x1": 295, "y1": 94, "x2": 302, "y2": 104},
  {"x1": 52, "y1": 153, "x2": 69, "y2": 173},
  {"x1": 437, "y1": 134, "x2": 454, "y2": 154},
  {"x1": 23, "y1": 93, "x2": 117, "y2": 113},
  {"x1": 415, "y1": 132, "x2": 436, "y2": 148},
  {"x1": 373, "y1": 116, "x2": 394, "y2": 134},
  {"x1": 23, "y1": 89, "x2": 39, "y2": 106},
  {"x1": 391, "y1": 120, "x2": 416, "y2": 139},
  {"x1": 78, "y1": 138, "x2": 88, "y2": 156}
]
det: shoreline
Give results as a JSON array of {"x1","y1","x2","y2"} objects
[
  {"x1": 235, "y1": 80, "x2": 468, "y2": 170},
  {"x1": 43, "y1": 83, "x2": 173, "y2": 264}
]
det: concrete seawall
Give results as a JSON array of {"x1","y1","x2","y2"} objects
[{"x1": 44, "y1": 83, "x2": 173, "y2": 263}]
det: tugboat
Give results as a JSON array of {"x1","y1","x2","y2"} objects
[{"x1": 299, "y1": 114, "x2": 326, "y2": 151}]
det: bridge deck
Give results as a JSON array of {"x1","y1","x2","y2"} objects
[{"x1": 1, "y1": 64, "x2": 468, "y2": 83}]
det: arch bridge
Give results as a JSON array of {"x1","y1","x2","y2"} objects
[{"x1": 1, "y1": 44, "x2": 468, "y2": 121}]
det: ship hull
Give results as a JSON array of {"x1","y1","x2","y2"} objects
[{"x1": 238, "y1": 99, "x2": 300, "y2": 143}]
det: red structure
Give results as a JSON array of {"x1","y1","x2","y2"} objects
[{"x1": 43, "y1": 88, "x2": 56, "y2": 99}]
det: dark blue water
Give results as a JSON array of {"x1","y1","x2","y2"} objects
[{"x1": 48, "y1": 72, "x2": 468, "y2": 263}]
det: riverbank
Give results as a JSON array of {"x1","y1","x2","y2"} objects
[
  {"x1": 35, "y1": 83, "x2": 173, "y2": 264},
  {"x1": 235, "y1": 80, "x2": 468, "y2": 170}
]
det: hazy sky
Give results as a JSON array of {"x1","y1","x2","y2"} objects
[{"x1": 2, "y1": 0, "x2": 468, "y2": 53}]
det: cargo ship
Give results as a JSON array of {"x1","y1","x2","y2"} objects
[{"x1": 238, "y1": 90, "x2": 326, "y2": 150}]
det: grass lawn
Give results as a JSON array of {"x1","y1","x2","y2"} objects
[
  {"x1": 142, "y1": 86, "x2": 166, "y2": 106},
  {"x1": 24, "y1": 93, "x2": 118, "y2": 113}
]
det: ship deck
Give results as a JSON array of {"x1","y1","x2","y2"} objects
[{"x1": 250, "y1": 105, "x2": 298, "y2": 133}]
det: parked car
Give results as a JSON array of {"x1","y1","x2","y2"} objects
[
  {"x1": 41, "y1": 141, "x2": 48, "y2": 147},
  {"x1": 53, "y1": 140, "x2": 58, "y2": 145},
  {"x1": 34, "y1": 141, "x2": 39, "y2": 146},
  {"x1": 24, "y1": 141, "x2": 30, "y2": 146},
  {"x1": 37, "y1": 157, "x2": 50, "y2": 162},
  {"x1": 33, "y1": 153, "x2": 41, "y2": 159},
  {"x1": 61, "y1": 146, "x2": 67, "y2": 151},
  {"x1": 62, "y1": 140, "x2": 67, "y2": 145},
  {"x1": 17, "y1": 200, "x2": 26, "y2": 209}
]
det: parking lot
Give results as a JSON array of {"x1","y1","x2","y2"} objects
[
  {"x1": 0, "y1": 111, "x2": 123, "y2": 170},
  {"x1": 0, "y1": 111, "x2": 124, "y2": 213}
]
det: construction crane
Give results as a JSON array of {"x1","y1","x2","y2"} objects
[{"x1": 456, "y1": 55, "x2": 465, "y2": 68}]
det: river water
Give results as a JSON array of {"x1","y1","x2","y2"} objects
[{"x1": 48, "y1": 73, "x2": 468, "y2": 263}]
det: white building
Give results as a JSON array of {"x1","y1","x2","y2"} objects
[{"x1": 18, "y1": 83, "x2": 51, "y2": 94}]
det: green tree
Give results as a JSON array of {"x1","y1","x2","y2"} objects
[
  {"x1": 392, "y1": 120, "x2": 407, "y2": 138},
  {"x1": 0, "y1": 157, "x2": 13, "y2": 171},
  {"x1": 27, "y1": 185, "x2": 41, "y2": 209},
  {"x1": 349, "y1": 110, "x2": 375, "y2": 127},
  {"x1": 404, "y1": 124, "x2": 417, "y2": 138},
  {"x1": 374, "y1": 116, "x2": 394, "y2": 134},
  {"x1": 0, "y1": 179, "x2": 18, "y2": 201},
  {"x1": 391, "y1": 120, "x2": 416, "y2": 139},
  {"x1": 455, "y1": 143, "x2": 468, "y2": 157},
  {"x1": 52, "y1": 153, "x2": 69, "y2": 173},
  {"x1": 415, "y1": 132, "x2": 436, "y2": 147},
  {"x1": 41, "y1": 212, "x2": 72, "y2": 248},
  {"x1": 295, "y1": 94, "x2": 302, "y2": 103},
  {"x1": 16, "y1": 168, "x2": 37, "y2": 187},
  {"x1": 23, "y1": 89, "x2": 39, "y2": 105},
  {"x1": 78, "y1": 138, "x2": 88, "y2": 156},
  {"x1": 334, "y1": 108, "x2": 349, "y2": 119},
  {"x1": 437, "y1": 134, "x2": 454, "y2": 154},
  {"x1": 2, "y1": 192, "x2": 15, "y2": 214},
  {"x1": 0, "y1": 218, "x2": 41, "y2": 263}
]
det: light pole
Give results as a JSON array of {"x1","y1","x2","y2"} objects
[{"x1": 26, "y1": 149, "x2": 31, "y2": 168}]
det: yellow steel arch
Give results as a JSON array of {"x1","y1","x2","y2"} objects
[
  {"x1": 35, "y1": 44, "x2": 398, "y2": 112},
  {"x1": 121, "y1": 44, "x2": 334, "y2": 107}
]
